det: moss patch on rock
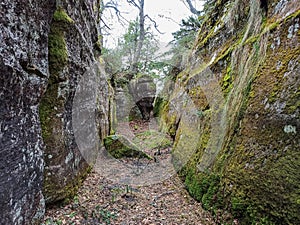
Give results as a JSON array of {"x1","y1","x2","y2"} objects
[
  {"x1": 133, "y1": 130, "x2": 172, "y2": 150},
  {"x1": 104, "y1": 135, "x2": 152, "y2": 159},
  {"x1": 159, "y1": 2, "x2": 300, "y2": 225}
]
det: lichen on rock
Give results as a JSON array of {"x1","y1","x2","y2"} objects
[{"x1": 0, "y1": 0, "x2": 55, "y2": 224}]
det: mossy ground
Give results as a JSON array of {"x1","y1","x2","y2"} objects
[{"x1": 134, "y1": 130, "x2": 172, "y2": 150}]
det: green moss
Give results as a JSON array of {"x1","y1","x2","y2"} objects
[
  {"x1": 134, "y1": 130, "x2": 172, "y2": 150},
  {"x1": 266, "y1": 41, "x2": 300, "y2": 105},
  {"x1": 47, "y1": 7, "x2": 74, "y2": 83},
  {"x1": 243, "y1": 35, "x2": 259, "y2": 46},
  {"x1": 104, "y1": 135, "x2": 152, "y2": 159},
  {"x1": 159, "y1": 102, "x2": 178, "y2": 137},
  {"x1": 48, "y1": 31, "x2": 68, "y2": 79},
  {"x1": 221, "y1": 64, "x2": 233, "y2": 95},
  {"x1": 221, "y1": 18, "x2": 300, "y2": 223},
  {"x1": 262, "y1": 9, "x2": 300, "y2": 34},
  {"x1": 39, "y1": 84, "x2": 61, "y2": 141},
  {"x1": 266, "y1": 21, "x2": 280, "y2": 32},
  {"x1": 223, "y1": 148, "x2": 300, "y2": 224},
  {"x1": 161, "y1": 4, "x2": 300, "y2": 225},
  {"x1": 44, "y1": 165, "x2": 92, "y2": 204},
  {"x1": 53, "y1": 7, "x2": 74, "y2": 24},
  {"x1": 180, "y1": 165, "x2": 223, "y2": 212},
  {"x1": 40, "y1": 7, "x2": 71, "y2": 140},
  {"x1": 187, "y1": 86, "x2": 209, "y2": 110},
  {"x1": 96, "y1": 35, "x2": 103, "y2": 50},
  {"x1": 214, "y1": 45, "x2": 235, "y2": 64},
  {"x1": 285, "y1": 87, "x2": 300, "y2": 114},
  {"x1": 153, "y1": 97, "x2": 168, "y2": 117},
  {"x1": 115, "y1": 77, "x2": 129, "y2": 88},
  {"x1": 284, "y1": 9, "x2": 300, "y2": 23},
  {"x1": 40, "y1": 6, "x2": 79, "y2": 204}
]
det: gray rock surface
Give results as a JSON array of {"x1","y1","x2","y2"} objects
[
  {"x1": 129, "y1": 75, "x2": 156, "y2": 120},
  {"x1": 0, "y1": 0, "x2": 110, "y2": 223},
  {"x1": 0, "y1": 1, "x2": 55, "y2": 224},
  {"x1": 40, "y1": 1, "x2": 110, "y2": 203}
]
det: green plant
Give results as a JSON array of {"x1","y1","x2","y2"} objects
[
  {"x1": 196, "y1": 110, "x2": 204, "y2": 118},
  {"x1": 73, "y1": 195, "x2": 79, "y2": 205},
  {"x1": 92, "y1": 206, "x2": 116, "y2": 225},
  {"x1": 44, "y1": 218, "x2": 63, "y2": 225},
  {"x1": 101, "y1": 209, "x2": 116, "y2": 224}
]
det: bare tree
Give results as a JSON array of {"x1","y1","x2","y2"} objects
[
  {"x1": 101, "y1": 0, "x2": 162, "y2": 77},
  {"x1": 127, "y1": 0, "x2": 145, "y2": 74}
]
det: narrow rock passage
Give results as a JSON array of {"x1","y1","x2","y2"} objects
[{"x1": 43, "y1": 120, "x2": 216, "y2": 224}]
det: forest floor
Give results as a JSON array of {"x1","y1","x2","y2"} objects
[{"x1": 43, "y1": 120, "x2": 216, "y2": 225}]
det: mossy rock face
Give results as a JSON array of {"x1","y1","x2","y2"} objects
[
  {"x1": 159, "y1": 1, "x2": 300, "y2": 224},
  {"x1": 41, "y1": 3, "x2": 110, "y2": 204},
  {"x1": 104, "y1": 135, "x2": 152, "y2": 159}
]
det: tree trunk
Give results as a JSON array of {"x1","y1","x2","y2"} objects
[
  {"x1": 185, "y1": 0, "x2": 201, "y2": 16},
  {"x1": 131, "y1": 0, "x2": 145, "y2": 74}
]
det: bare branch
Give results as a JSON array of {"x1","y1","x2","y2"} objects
[
  {"x1": 180, "y1": 0, "x2": 190, "y2": 11},
  {"x1": 144, "y1": 15, "x2": 164, "y2": 34},
  {"x1": 158, "y1": 14, "x2": 180, "y2": 25},
  {"x1": 103, "y1": 3, "x2": 129, "y2": 25},
  {"x1": 100, "y1": 18, "x2": 111, "y2": 30},
  {"x1": 126, "y1": 0, "x2": 140, "y2": 9}
]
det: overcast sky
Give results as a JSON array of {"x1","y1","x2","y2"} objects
[{"x1": 102, "y1": 0, "x2": 203, "y2": 48}]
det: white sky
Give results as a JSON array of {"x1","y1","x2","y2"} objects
[{"x1": 102, "y1": 0, "x2": 204, "y2": 48}]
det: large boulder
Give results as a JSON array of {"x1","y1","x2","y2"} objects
[
  {"x1": 0, "y1": 1, "x2": 55, "y2": 224},
  {"x1": 113, "y1": 75, "x2": 156, "y2": 123},
  {"x1": 129, "y1": 75, "x2": 156, "y2": 120},
  {"x1": 104, "y1": 135, "x2": 152, "y2": 159}
]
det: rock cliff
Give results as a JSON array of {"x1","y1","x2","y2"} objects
[
  {"x1": 0, "y1": 1, "x2": 55, "y2": 224},
  {"x1": 1, "y1": 0, "x2": 299, "y2": 224},
  {"x1": 0, "y1": 0, "x2": 109, "y2": 223},
  {"x1": 160, "y1": 0, "x2": 300, "y2": 223},
  {"x1": 40, "y1": 1, "x2": 110, "y2": 203}
]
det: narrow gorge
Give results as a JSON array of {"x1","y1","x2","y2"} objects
[{"x1": 0, "y1": 0, "x2": 299, "y2": 224}]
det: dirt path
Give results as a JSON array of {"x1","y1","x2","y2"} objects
[
  {"x1": 43, "y1": 120, "x2": 216, "y2": 225},
  {"x1": 43, "y1": 172, "x2": 215, "y2": 225}
]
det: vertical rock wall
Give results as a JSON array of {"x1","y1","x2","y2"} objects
[
  {"x1": 40, "y1": 0, "x2": 110, "y2": 203},
  {"x1": 0, "y1": 1, "x2": 55, "y2": 224},
  {"x1": 0, "y1": 0, "x2": 110, "y2": 223},
  {"x1": 160, "y1": 0, "x2": 300, "y2": 223}
]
